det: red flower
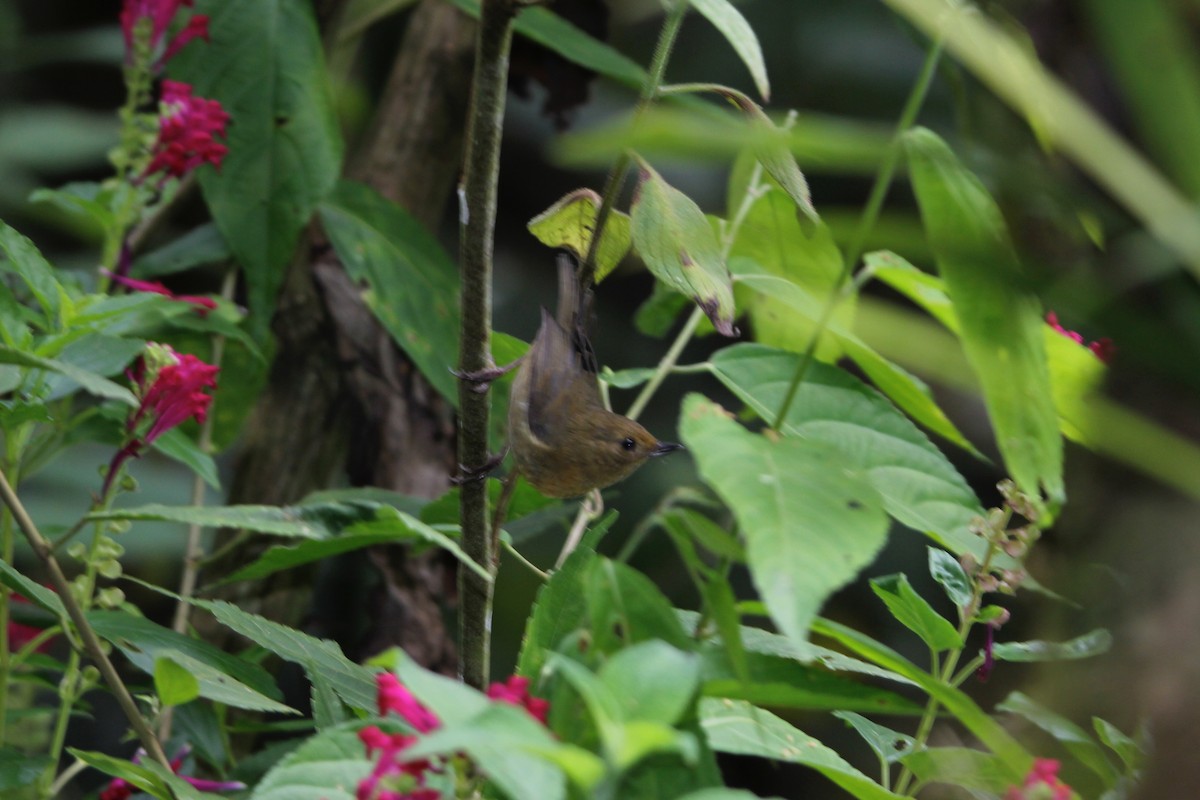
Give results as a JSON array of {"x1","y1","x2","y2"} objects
[
  {"x1": 120, "y1": 0, "x2": 209, "y2": 67},
  {"x1": 486, "y1": 675, "x2": 550, "y2": 724},
  {"x1": 144, "y1": 81, "x2": 230, "y2": 183},
  {"x1": 102, "y1": 344, "x2": 218, "y2": 496},
  {"x1": 1005, "y1": 758, "x2": 1073, "y2": 800},
  {"x1": 1047, "y1": 311, "x2": 1114, "y2": 364},
  {"x1": 377, "y1": 673, "x2": 440, "y2": 734},
  {"x1": 102, "y1": 269, "x2": 217, "y2": 315},
  {"x1": 358, "y1": 674, "x2": 445, "y2": 800}
]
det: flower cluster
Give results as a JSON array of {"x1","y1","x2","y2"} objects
[
  {"x1": 120, "y1": 0, "x2": 209, "y2": 69},
  {"x1": 1005, "y1": 758, "x2": 1074, "y2": 800},
  {"x1": 100, "y1": 745, "x2": 243, "y2": 800},
  {"x1": 1047, "y1": 311, "x2": 1115, "y2": 363},
  {"x1": 358, "y1": 673, "x2": 552, "y2": 800},
  {"x1": 102, "y1": 343, "x2": 219, "y2": 497},
  {"x1": 144, "y1": 80, "x2": 230, "y2": 184}
]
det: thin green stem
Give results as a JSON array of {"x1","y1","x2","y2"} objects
[
  {"x1": 626, "y1": 307, "x2": 703, "y2": 422},
  {"x1": 42, "y1": 648, "x2": 82, "y2": 797},
  {"x1": 770, "y1": 37, "x2": 946, "y2": 431},
  {"x1": 457, "y1": 0, "x2": 518, "y2": 691},
  {"x1": 579, "y1": 0, "x2": 690, "y2": 286}
]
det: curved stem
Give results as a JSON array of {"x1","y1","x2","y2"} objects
[{"x1": 770, "y1": 37, "x2": 946, "y2": 430}]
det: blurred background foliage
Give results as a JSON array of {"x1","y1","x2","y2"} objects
[{"x1": 3, "y1": 0, "x2": 1200, "y2": 796}]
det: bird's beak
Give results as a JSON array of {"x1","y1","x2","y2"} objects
[{"x1": 651, "y1": 441, "x2": 685, "y2": 457}]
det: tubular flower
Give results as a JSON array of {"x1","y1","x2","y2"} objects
[
  {"x1": 120, "y1": 0, "x2": 209, "y2": 67},
  {"x1": 359, "y1": 674, "x2": 444, "y2": 800},
  {"x1": 1005, "y1": 758, "x2": 1074, "y2": 800},
  {"x1": 1047, "y1": 312, "x2": 1114, "y2": 364},
  {"x1": 102, "y1": 268, "x2": 217, "y2": 315},
  {"x1": 144, "y1": 81, "x2": 230, "y2": 183},
  {"x1": 102, "y1": 344, "x2": 218, "y2": 496},
  {"x1": 486, "y1": 675, "x2": 550, "y2": 724},
  {"x1": 100, "y1": 746, "x2": 243, "y2": 800}
]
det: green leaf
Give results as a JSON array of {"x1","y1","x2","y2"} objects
[
  {"x1": 681, "y1": 393, "x2": 888, "y2": 645},
  {"x1": 813, "y1": 617, "x2": 1029, "y2": 779},
  {"x1": 600, "y1": 641, "x2": 699, "y2": 726},
  {"x1": 517, "y1": 546, "x2": 595, "y2": 678},
  {"x1": 0, "y1": 561, "x2": 65, "y2": 617},
  {"x1": 249, "y1": 726, "x2": 370, "y2": 800},
  {"x1": 996, "y1": 691, "x2": 1118, "y2": 785},
  {"x1": 89, "y1": 503, "x2": 356, "y2": 538},
  {"x1": 701, "y1": 577, "x2": 748, "y2": 681},
  {"x1": 688, "y1": 0, "x2": 770, "y2": 101},
  {"x1": 154, "y1": 655, "x2": 201, "y2": 707},
  {"x1": 665, "y1": 508, "x2": 745, "y2": 562},
  {"x1": 0, "y1": 747, "x2": 53, "y2": 790},
  {"x1": 728, "y1": 190, "x2": 841, "y2": 358},
  {"x1": 730, "y1": 258, "x2": 977, "y2": 455},
  {"x1": 386, "y1": 648, "x2": 490, "y2": 726},
  {"x1": 67, "y1": 749, "x2": 206, "y2": 800},
  {"x1": 901, "y1": 747, "x2": 1011, "y2": 793},
  {"x1": 584, "y1": 557, "x2": 694, "y2": 656},
  {"x1": 0, "y1": 345, "x2": 135, "y2": 405},
  {"x1": 1093, "y1": 717, "x2": 1143, "y2": 773},
  {"x1": 993, "y1": 629, "x2": 1112, "y2": 662},
  {"x1": 172, "y1": 0, "x2": 343, "y2": 341},
  {"x1": 634, "y1": 278, "x2": 690, "y2": 338},
  {"x1": 318, "y1": 179, "x2": 460, "y2": 402},
  {"x1": 700, "y1": 699, "x2": 904, "y2": 799},
  {"x1": 700, "y1": 646, "x2": 921, "y2": 714},
  {"x1": 631, "y1": 157, "x2": 736, "y2": 336},
  {"x1": 41, "y1": 334, "x2": 144, "y2": 402},
  {"x1": 149, "y1": 427, "x2": 221, "y2": 489},
  {"x1": 928, "y1": 547, "x2": 972, "y2": 610},
  {"x1": 679, "y1": 791, "x2": 785, "y2": 800},
  {"x1": 834, "y1": 712, "x2": 916, "y2": 764},
  {"x1": 527, "y1": 189, "x2": 632, "y2": 283},
  {"x1": 707, "y1": 343, "x2": 986, "y2": 559},
  {"x1": 0, "y1": 219, "x2": 63, "y2": 327},
  {"x1": 88, "y1": 610, "x2": 294, "y2": 715},
  {"x1": 869, "y1": 573, "x2": 962, "y2": 652},
  {"x1": 904, "y1": 127, "x2": 1062, "y2": 507},
  {"x1": 132, "y1": 222, "x2": 233, "y2": 277},
  {"x1": 403, "y1": 704, "x2": 568, "y2": 800},
  {"x1": 349, "y1": 510, "x2": 491, "y2": 583}
]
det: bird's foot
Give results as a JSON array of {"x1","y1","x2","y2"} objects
[{"x1": 451, "y1": 358, "x2": 522, "y2": 394}]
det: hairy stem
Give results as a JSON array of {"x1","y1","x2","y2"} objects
[
  {"x1": 0, "y1": 469, "x2": 172, "y2": 774},
  {"x1": 770, "y1": 37, "x2": 945, "y2": 430},
  {"x1": 457, "y1": 0, "x2": 516, "y2": 690}
]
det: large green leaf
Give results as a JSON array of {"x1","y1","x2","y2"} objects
[
  {"x1": 89, "y1": 610, "x2": 293, "y2": 715},
  {"x1": 600, "y1": 641, "x2": 699, "y2": 727},
  {"x1": 90, "y1": 503, "x2": 337, "y2": 538},
  {"x1": 706, "y1": 344, "x2": 986, "y2": 558},
  {"x1": 997, "y1": 692, "x2": 1118, "y2": 786},
  {"x1": 527, "y1": 189, "x2": 632, "y2": 283},
  {"x1": 517, "y1": 546, "x2": 596, "y2": 678},
  {"x1": 681, "y1": 393, "x2": 888, "y2": 646},
  {"x1": 318, "y1": 179, "x2": 459, "y2": 402},
  {"x1": 172, "y1": 0, "x2": 343, "y2": 340},
  {"x1": 900, "y1": 747, "x2": 1011, "y2": 793},
  {"x1": 905, "y1": 126, "x2": 1062, "y2": 507},
  {"x1": 631, "y1": 158, "x2": 737, "y2": 336},
  {"x1": 993, "y1": 629, "x2": 1112, "y2": 663},
  {"x1": 249, "y1": 726, "x2": 371, "y2": 800},
  {"x1": 0, "y1": 345, "x2": 135, "y2": 405},
  {"x1": 700, "y1": 699, "x2": 904, "y2": 799},
  {"x1": 833, "y1": 712, "x2": 916, "y2": 765}
]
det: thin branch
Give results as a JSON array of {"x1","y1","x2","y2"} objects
[{"x1": 0, "y1": 468, "x2": 173, "y2": 775}]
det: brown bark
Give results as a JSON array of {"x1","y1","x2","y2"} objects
[{"x1": 202, "y1": 0, "x2": 476, "y2": 678}]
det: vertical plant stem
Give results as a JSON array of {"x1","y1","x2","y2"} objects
[
  {"x1": 0, "y1": 469, "x2": 172, "y2": 774},
  {"x1": 457, "y1": 0, "x2": 517, "y2": 690},
  {"x1": 579, "y1": 0, "x2": 690, "y2": 286},
  {"x1": 770, "y1": 37, "x2": 945, "y2": 430}
]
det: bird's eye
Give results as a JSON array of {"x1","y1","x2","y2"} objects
[{"x1": 621, "y1": 437, "x2": 636, "y2": 451}]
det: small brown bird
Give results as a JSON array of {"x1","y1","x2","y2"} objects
[{"x1": 507, "y1": 256, "x2": 682, "y2": 498}]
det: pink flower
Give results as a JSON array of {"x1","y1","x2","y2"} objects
[
  {"x1": 486, "y1": 675, "x2": 550, "y2": 724},
  {"x1": 1047, "y1": 312, "x2": 1114, "y2": 364},
  {"x1": 120, "y1": 0, "x2": 209, "y2": 67},
  {"x1": 1005, "y1": 758, "x2": 1073, "y2": 800},
  {"x1": 144, "y1": 81, "x2": 230, "y2": 183},
  {"x1": 377, "y1": 673, "x2": 440, "y2": 734},
  {"x1": 102, "y1": 344, "x2": 218, "y2": 496},
  {"x1": 102, "y1": 269, "x2": 217, "y2": 315},
  {"x1": 100, "y1": 746, "x2": 243, "y2": 800}
]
